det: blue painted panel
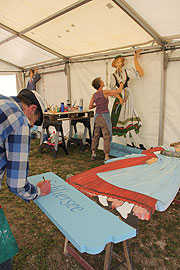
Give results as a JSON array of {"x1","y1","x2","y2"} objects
[
  {"x1": 28, "y1": 172, "x2": 136, "y2": 255},
  {"x1": 110, "y1": 142, "x2": 142, "y2": 157}
]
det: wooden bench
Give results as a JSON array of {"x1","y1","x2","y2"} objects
[{"x1": 28, "y1": 172, "x2": 136, "y2": 270}]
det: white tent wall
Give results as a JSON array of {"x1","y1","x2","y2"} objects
[
  {"x1": 70, "y1": 52, "x2": 162, "y2": 149},
  {"x1": 25, "y1": 68, "x2": 70, "y2": 136},
  {"x1": 109, "y1": 52, "x2": 162, "y2": 148},
  {"x1": 3, "y1": 48, "x2": 180, "y2": 149},
  {"x1": 0, "y1": 0, "x2": 180, "y2": 149},
  {"x1": 25, "y1": 67, "x2": 68, "y2": 107},
  {"x1": 164, "y1": 49, "x2": 180, "y2": 145},
  {"x1": 71, "y1": 59, "x2": 108, "y2": 139},
  {"x1": 0, "y1": 61, "x2": 21, "y2": 73}
]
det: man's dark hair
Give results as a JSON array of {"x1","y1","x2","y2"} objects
[
  {"x1": 17, "y1": 89, "x2": 41, "y2": 121},
  {"x1": 17, "y1": 92, "x2": 34, "y2": 106},
  {"x1": 92, "y1": 77, "x2": 101, "y2": 90}
]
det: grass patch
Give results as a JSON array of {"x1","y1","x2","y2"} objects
[{"x1": 0, "y1": 138, "x2": 180, "y2": 269}]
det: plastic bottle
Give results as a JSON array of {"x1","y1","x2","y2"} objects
[
  {"x1": 79, "y1": 98, "x2": 83, "y2": 111},
  {"x1": 50, "y1": 131, "x2": 56, "y2": 143},
  {"x1": 61, "y1": 102, "x2": 64, "y2": 112}
]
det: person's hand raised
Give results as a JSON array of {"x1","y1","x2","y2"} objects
[{"x1": 134, "y1": 49, "x2": 141, "y2": 59}]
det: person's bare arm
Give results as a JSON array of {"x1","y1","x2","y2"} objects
[
  {"x1": 89, "y1": 94, "x2": 96, "y2": 109},
  {"x1": 134, "y1": 49, "x2": 144, "y2": 77},
  {"x1": 104, "y1": 82, "x2": 124, "y2": 104}
]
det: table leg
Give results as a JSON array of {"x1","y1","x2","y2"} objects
[
  {"x1": 68, "y1": 124, "x2": 73, "y2": 141},
  {"x1": 59, "y1": 124, "x2": 68, "y2": 155},
  {"x1": 54, "y1": 131, "x2": 59, "y2": 152},
  {"x1": 40, "y1": 128, "x2": 45, "y2": 145}
]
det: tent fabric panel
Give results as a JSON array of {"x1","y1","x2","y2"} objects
[
  {"x1": 0, "y1": 0, "x2": 180, "y2": 69},
  {"x1": 0, "y1": 61, "x2": 21, "y2": 72},
  {"x1": 0, "y1": 28, "x2": 12, "y2": 42},
  {"x1": 43, "y1": 71, "x2": 68, "y2": 108},
  {"x1": 163, "y1": 50, "x2": 180, "y2": 144},
  {"x1": 41, "y1": 70, "x2": 70, "y2": 136},
  {"x1": 0, "y1": 0, "x2": 78, "y2": 32},
  {"x1": 25, "y1": 0, "x2": 152, "y2": 57},
  {"x1": 70, "y1": 53, "x2": 162, "y2": 149},
  {"x1": 0, "y1": 37, "x2": 58, "y2": 67},
  {"x1": 125, "y1": 0, "x2": 180, "y2": 39},
  {"x1": 125, "y1": 53, "x2": 161, "y2": 147}
]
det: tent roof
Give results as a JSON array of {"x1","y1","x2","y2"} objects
[{"x1": 0, "y1": 0, "x2": 180, "y2": 70}]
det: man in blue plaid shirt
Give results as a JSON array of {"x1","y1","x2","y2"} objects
[{"x1": 0, "y1": 89, "x2": 51, "y2": 270}]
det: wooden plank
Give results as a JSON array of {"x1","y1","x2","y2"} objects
[
  {"x1": 28, "y1": 172, "x2": 136, "y2": 255},
  {"x1": 44, "y1": 110, "x2": 94, "y2": 121}
]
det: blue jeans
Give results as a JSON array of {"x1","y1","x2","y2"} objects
[{"x1": 0, "y1": 259, "x2": 12, "y2": 270}]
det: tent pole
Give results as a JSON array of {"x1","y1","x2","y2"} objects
[
  {"x1": 105, "y1": 62, "x2": 109, "y2": 89},
  {"x1": 65, "y1": 63, "x2": 72, "y2": 103},
  {"x1": 158, "y1": 51, "x2": 168, "y2": 145}
]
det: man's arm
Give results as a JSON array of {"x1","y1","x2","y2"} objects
[{"x1": 5, "y1": 125, "x2": 41, "y2": 201}]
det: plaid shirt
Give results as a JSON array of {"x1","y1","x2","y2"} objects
[{"x1": 0, "y1": 94, "x2": 40, "y2": 201}]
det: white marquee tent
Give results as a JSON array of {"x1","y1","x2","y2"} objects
[{"x1": 1, "y1": 0, "x2": 180, "y2": 148}]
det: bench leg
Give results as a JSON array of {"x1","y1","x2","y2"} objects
[
  {"x1": 104, "y1": 241, "x2": 133, "y2": 270},
  {"x1": 123, "y1": 240, "x2": 133, "y2": 270},
  {"x1": 64, "y1": 237, "x2": 69, "y2": 256},
  {"x1": 104, "y1": 242, "x2": 113, "y2": 270},
  {"x1": 63, "y1": 237, "x2": 95, "y2": 270},
  {"x1": 64, "y1": 238, "x2": 133, "y2": 270}
]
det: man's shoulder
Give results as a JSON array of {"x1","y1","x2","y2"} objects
[
  {"x1": 0, "y1": 95, "x2": 20, "y2": 112},
  {"x1": 0, "y1": 95, "x2": 28, "y2": 129}
]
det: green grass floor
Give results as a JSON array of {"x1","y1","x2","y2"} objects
[{"x1": 0, "y1": 139, "x2": 180, "y2": 270}]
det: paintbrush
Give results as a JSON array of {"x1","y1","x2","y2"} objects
[
  {"x1": 72, "y1": 100, "x2": 76, "y2": 107},
  {"x1": 42, "y1": 176, "x2": 46, "y2": 182}
]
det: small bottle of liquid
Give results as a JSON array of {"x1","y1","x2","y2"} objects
[
  {"x1": 67, "y1": 99, "x2": 71, "y2": 111},
  {"x1": 79, "y1": 98, "x2": 83, "y2": 111},
  {"x1": 61, "y1": 102, "x2": 64, "y2": 112},
  {"x1": 50, "y1": 131, "x2": 56, "y2": 143}
]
